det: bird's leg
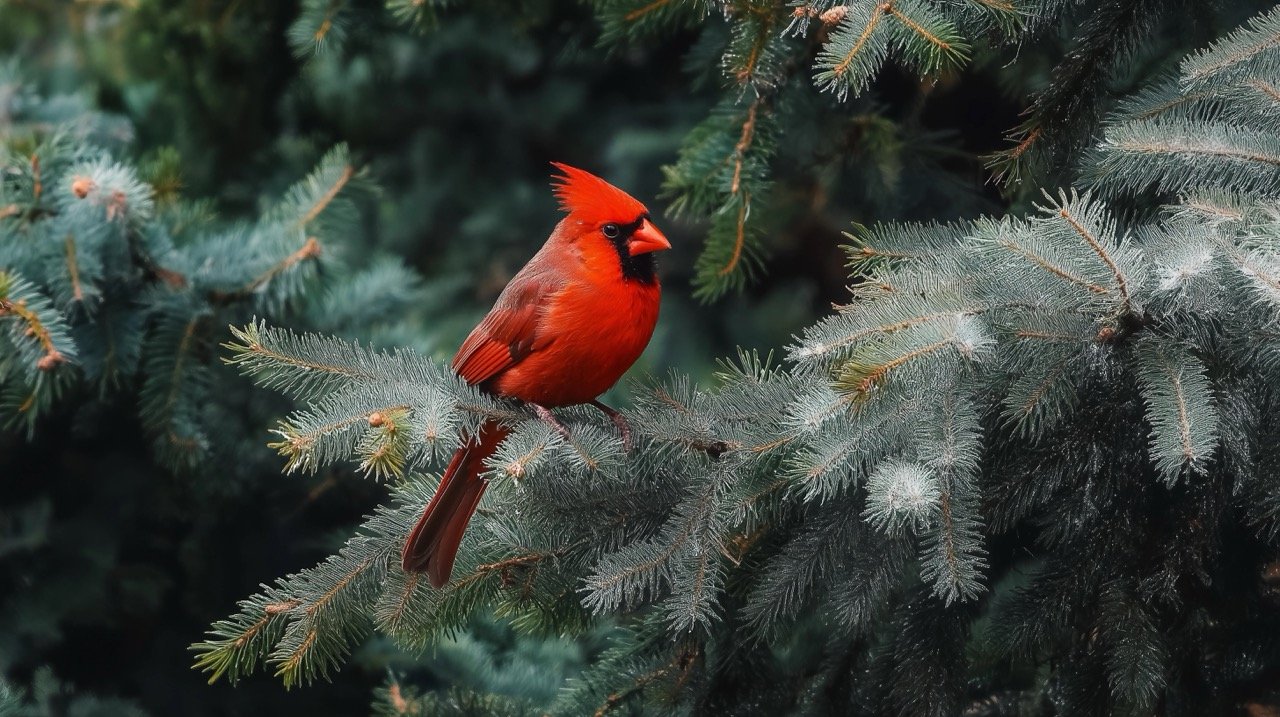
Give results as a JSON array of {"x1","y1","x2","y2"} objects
[
  {"x1": 530, "y1": 403, "x2": 572, "y2": 441},
  {"x1": 590, "y1": 400, "x2": 633, "y2": 451}
]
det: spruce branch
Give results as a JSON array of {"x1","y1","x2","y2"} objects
[
  {"x1": 964, "y1": 0, "x2": 1016, "y2": 14},
  {"x1": 0, "y1": 276, "x2": 70, "y2": 371},
  {"x1": 453, "y1": 543, "x2": 581, "y2": 592},
  {"x1": 593, "y1": 0, "x2": 710, "y2": 47},
  {"x1": 834, "y1": 316, "x2": 989, "y2": 398},
  {"x1": 386, "y1": 0, "x2": 450, "y2": 31},
  {"x1": 222, "y1": 320, "x2": 433, "y2": 401},
  {"x1": 209, "y1": 237, "x2": 323, "y2": 304},
  {"x1": 793, "y1": 307, "x2": 984, "y2": 361},
  {"x1": 590, "y1": 644, "x2": 699, "y2": 717},
  {"x1": 863, "y1": 460, "x2": 940, "y2": 532},
  {"x1": 139, "y1": 306, "x2": 212, "y2": 469},
  {"x1": 624, "y1": 0, "x2": 675, "y2": 22},
  {"x1": 814, "y1": 0, "x2": 969, "y2": 100},
  {"x1": 1045, "y1": 193, "x2": 1133, "y2": 311},
  {"x1": 191, "y1": 591, "x2": 303, "y2": 685},
  {"x1": 724, "y1": 1, "x2": 787, "y2": 91},
  {"x1": 994, "y1": 234, "x2": 1111, "y2": 296},
  {"x1": 815, "y1": 0, "x2": 892, "y2": 100},
  {"x1": 917, "y1": 390, "x2": 986, "y2": 603},
  {"x1": 1005, "y1": 352, "x2": 1077, "y2": 428},
  {"x1": 1178, "y1": 193, "x2": 1247, "y2": 222},
  {"x1": 1133, "y1": 341, "x2": 1219, "y2": 483},
  {"x1": 743, "y1": 503, "x2": 858, "y2": 639},
  {"x1": 1235, "y1": 250, "x2": 1280, "y2": 307},
  {"x1": 883, "y1": 0, "x2": 970, "y2": 74},
  {"x1": 269, "y1": 549, "x2": 385, "y2": 689},
  {"x1": 926, "y1": 487, "x2": 979, "y2": 600},
  {"x1": 1182, "y1": 5, "x2": 1280, "y2": 87},
  {"x1": 295, "y1": 163, "x2": 354, "y2": 230},
  {"x1": 289, "y1": 0, "x2": 351, "y2": 58},
  {"x1": 987, "y1": 0, "x2": 1174, "y2": 185},
  {"x1": 1105, "y1": 129, "x2": 1280, "y2": 167},
  {"x1": 729, "y1": 99, "x2": 760, "y2": 197},
  {"x1": 1099, "y1": 583, "x2": 1168, "y2": 710},
  {"x1": 270, "y1": 397, "x2": 414, "y2": 475}
]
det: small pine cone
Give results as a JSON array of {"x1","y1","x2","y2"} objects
[
  {"x1": 264, "y1": 599, "x2": 299, "y2": 615},
  {"x1": 820, "y1": 5, "x2": 849, "y2": 24},
  {"x1": 71, "y1": 176, "x2": 95, "y2": 198},
  {"x1": 368, "y1": 412, "x2": 385, "y2": 427},
  {"x1": 37, "y1": 350, "x2": 64, "y2": 371}
]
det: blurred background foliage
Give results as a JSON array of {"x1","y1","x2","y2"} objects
[{"x1": 0, "y1": 0, "x2": 1270, "y2": 713}]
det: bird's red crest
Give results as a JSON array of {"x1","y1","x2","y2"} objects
[{"x1": 550, "y1": 162, "x2": 648, "y2": 226}]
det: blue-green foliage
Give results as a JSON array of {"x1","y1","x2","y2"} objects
[
  {"x1": 194, "y1": 8, "x2": 1280, "y2": 714},
  {"x1": 0, "y1": 67, "x2": 427, "y2": 468}
]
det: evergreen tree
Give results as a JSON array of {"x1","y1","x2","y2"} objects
[
  {"x1": 0, "y1": 41, "x2": 425, "y2": 715},
  {"x1": 191, "y1": 7, "x2": 1280, "y2": 714},
  {"x1": 7, "y1": 0, "x2": 1280, "y2": 714}
]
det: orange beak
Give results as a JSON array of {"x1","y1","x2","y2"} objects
[{"x1": 627, "y1": 218, "x2": 671, "y2": 256}]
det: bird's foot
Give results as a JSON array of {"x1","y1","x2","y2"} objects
[
  {"x1": 591, "y1": 400, "x2": 633, "y2": 452},
  {"x1": 531, "y1": 403, "x2": 572, "y2": 442}
]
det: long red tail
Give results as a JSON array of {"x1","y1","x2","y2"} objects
[{"x1": 400, "y1": 420, "x2": 509, "y2": 587}]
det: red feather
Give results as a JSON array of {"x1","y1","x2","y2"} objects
[
  {"x1": 551, "y1": 162, "x2": 648, "y2": 226},
  {"x1": 452, "y1": 279, "x2": 556, "y2": 385},
  {"x1": 400, "y1": 422, "x2": 508, "y2": 586}
]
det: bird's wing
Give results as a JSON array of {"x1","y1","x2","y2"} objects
[{"x1": 451, "y1": 267, "x2": 560, "y2": 386}]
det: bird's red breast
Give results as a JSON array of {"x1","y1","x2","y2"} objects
[{"x1": 451, "y1": 163, "x2": 669, "y2": 406}]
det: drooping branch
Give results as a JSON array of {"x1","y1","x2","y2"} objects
[
  {"x1": 0, "y1": 295, "x2": 65, "y2": 371},
  {"x1": 209, "y1": 236, "x2": 322, "y2": 304}
]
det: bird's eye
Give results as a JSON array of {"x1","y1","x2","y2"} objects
[{"x1": 601, "y1": 223, "x2": 621, "y2": 239}]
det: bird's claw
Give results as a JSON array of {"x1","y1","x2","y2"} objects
[
  {"x1": 531, "y1": 403, "x2": 572, "y2": 441},
  {"x1": 610, "y1": 413, "x2": 633, "y2": 452},
  {"x1": 591, "y1": 400, "x2": 634, "y2": 452},
  {"x1": 532, "y1": 401, "x2": 635, "y2": 452}
]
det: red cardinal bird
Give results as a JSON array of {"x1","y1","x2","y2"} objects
[{"x1": 401, "y1": 163, "x2": 670, "y2": 586}]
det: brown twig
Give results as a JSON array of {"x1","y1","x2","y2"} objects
[
  {"x1": 297, "y1": 165, "x2": 354, "y2": 229},
  {"x1": 209, "y1": 237, "x2": 322, "y2": 303},
  {"x1": 624, "y1": 0, "x2": 673, "y2": 23},
  {"x1": 831, "y1": 2, "x2": 891, "y2": 77},
  {"x1": 30, "y1": 154, "x2": 42, "y2": 205},
  {"x1": 0, "y1": 296, "x2": 65, "y2": 371},
  {"x1": 730, "y1": 100, "x2": 761, "y2": 195},
  {"x1": 719, "y1": 192, "x2": 751, "y2": 278},
  {"x1": 64, "y1": 236, "x2": 84, "y2": 303},
  {"x1": 595, "y1": 646, "x2": 700, "y2": 717},
  {"x1": 1058, "y1": 207, "x2": 1130, "y2": 309}
]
